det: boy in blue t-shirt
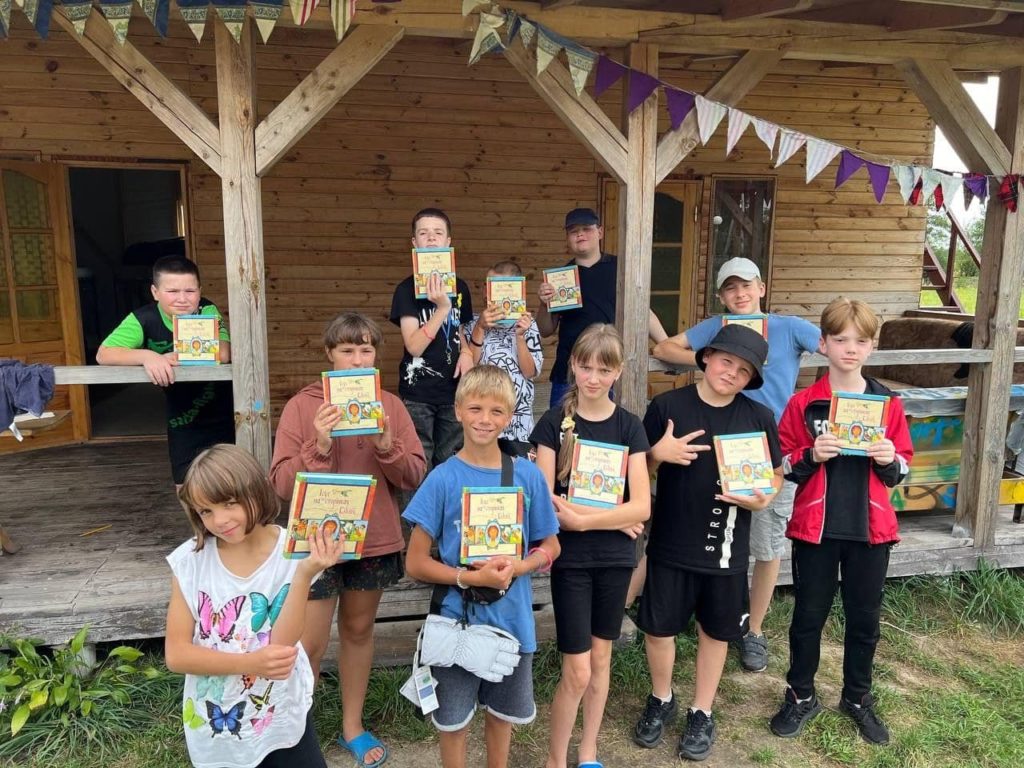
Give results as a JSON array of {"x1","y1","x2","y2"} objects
[
  {"x1": 403, "y1": 366, "x2": 560, "y2": 768},
  {"x1": 652, "y1": 257, "x2": 820, "y2": 673}
]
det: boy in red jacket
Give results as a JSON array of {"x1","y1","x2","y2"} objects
[{"x1": 769, "y1": 297, "x2": 912, "y2": 746}]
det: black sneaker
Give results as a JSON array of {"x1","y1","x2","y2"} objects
[
  {"x1": 678, "y1": 708, "x2": 716, "y2": 761},
  {"x1": 840, "y1": 694, "x2": 890, "y2": 745},
  {"x1": 733, "y1": 631, "x2": 769, "y2": 672},
  {"x1": 633, "y1": 692, "x2": 678, "y2": 748},
  {"x1": 769, "y1": 687, "x2": 822, "y2": 738}
]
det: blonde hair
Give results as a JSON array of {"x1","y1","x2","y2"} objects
[
  {"x1": 820, "y1": 297, "x2": 879, "y2": 339},
  {"x1": 322, "y1": 311, "x2": 383, "y2": 351},
  {"x1": 178, "y1": 444, "x2": 280, "y2": 551},
  {"x1": 556, "y1": 324, "x2": 624, "y2": 484},
  {"x1": 455, "y1": 365, "x2": 516, "y2": 413}
]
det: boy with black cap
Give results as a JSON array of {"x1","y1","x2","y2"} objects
[
  {"x1": 634, "y1": 324, "x2": 783, "y2": 761},
  {"x1": 537, "y1": 207, "x2": 666, "y2": 408}
]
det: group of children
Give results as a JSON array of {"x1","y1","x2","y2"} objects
[{"x1": 99, "y1": 207, "x2": 912, "y2": 767}]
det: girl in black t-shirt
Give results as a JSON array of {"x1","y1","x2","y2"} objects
[{"x1": 530, "y1": 324, "x2": 650, "y2": 768}]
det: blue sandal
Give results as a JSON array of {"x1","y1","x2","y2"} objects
[
  {"x1": 338, "y1": 731, "x2": 389, "y2": 768},
  {"x1": 579, "y1": 762, "x2": 604, "y2": 768}
]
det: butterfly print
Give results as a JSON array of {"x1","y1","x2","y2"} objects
[
  {"x1": 206, "y1": 700, "x2": 246, "y2": 739},
  {"x1": 197, "y1": 593, "x2": 246, "y2": 643},
  {"x1": 250, "y1": 705, "x2": 276, "y2": 736}
]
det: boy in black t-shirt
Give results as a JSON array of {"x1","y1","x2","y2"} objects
[
  {"x1": 633, "y1": 324, "x2": 782, "y2": 762},
  {"x1": 389, "y1": 208, "x2": 475, "y2": 468}
]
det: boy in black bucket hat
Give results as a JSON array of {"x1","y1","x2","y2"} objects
[{"x1": 633, "y1": 324, "x2": 783, "y2": 761}]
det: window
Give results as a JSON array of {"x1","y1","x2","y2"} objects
[{"x1": 706, "y1": 177, "x2": 776, "y2": 315}]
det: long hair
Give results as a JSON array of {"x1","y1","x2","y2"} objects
[{"x1": 555, "y1": 324, "x2": 625, "y2": 484}]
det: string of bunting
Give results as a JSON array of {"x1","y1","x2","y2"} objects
[{"x1": 463, "y1": 0, "x2": 1018, "y2": 213}]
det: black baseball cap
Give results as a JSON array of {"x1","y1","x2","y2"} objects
[
  {"x1": 564, "y1": 208, "x2": 600, "y2": 229},
  {"x1": 694, "y1": 324, "x2": 768, "y2": 390}
]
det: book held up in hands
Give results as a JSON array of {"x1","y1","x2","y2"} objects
[
  {"x1": 543, "y1": 265, "x2": 582, "y2": 312},
  {"x1": 486, "y1": 275, "x2": 527, "y2": 327},
  {"x1": 722, "y1": 314, "x2": 768, "y2": 340},
  {"x1": 322, "y1": 368, "x2": 384, "y2": 437},
  {"x1": 713, "y1": 432, "x2": 775, "y2": 496},
  {"x1": 284, "y1": 473, "x2": 377, "y2": 561},
  {"x1": 828, "y1": 392, "x2": 890, "y2": 455},
  {"x1": 173, "y1": 315, "x2": 219, "y2": 365},
  {"x1": 460, "y1": 487, "x2": 524, "y2": 564},
  {"x1": 412, "y1": 247, "x2": 457, "y2": 299},
  {"x1": 568, "y1": 439, "x2": 629, "y2": 509}
]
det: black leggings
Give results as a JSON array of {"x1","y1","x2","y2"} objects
[
  {"x1": 786, "y1": 538, "x2": 891, "y2": 703},
  {"x1": 254, "y1": 711, "x2": 326, "y2": 768}
]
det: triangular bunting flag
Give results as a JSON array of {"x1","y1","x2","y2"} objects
[
  {"x1": 937, "y1": 173, "x2": 961, "y2": 212},
  {"x1": 775, "y1": 128, "x2": 806, "y2": 167},
  {"x1": 519, "y1": 18, "x2": 535, "y2": 48},
  {"x1": 894, "y1": 166, "x2": 922, "y2": 204},
  {"x1": 99, "y1": 1, "x2": 133, "y2": 43},
  {"x1": 921, "y1": 168, "x2": 941, "y2": 205},
  {"x1": 665, "y1": 88, "x2": 695, "y2": 131},
  {"x1": 503, "y1": 9, "x2": 520, "y2": 44},
  {"x1": 32, "y1": 0, "x2": 50, "y2": 36},
  {"x1": 752, "y1": 118, "x2": 778, "y2": 158},
  {"x1": 291, "y1": 0, "x2": 319, "y2": 26},
  {"x1": 998, "y1": 174, "x2": 1019, "y2": 212},
  {"x1": 866, "y1": 161, "x2": 891, "y2": 203},
  {"x1": 695, "y1": 95, "x2": 727, "y2": 145},
  {"x1": 330, "y1": 0, "x2": 355, "y2": 41},
  {"x1": 593, "y1": 55, "x2": 624, "y2": 99},
  {"x1": 535, "y1": 26, "x2": 563, "y2": 75},
  {"x1": 462, "y1": 0, "x2": 486, "y2": 15},
  {"x1": 835, "y1": 151, "x2": 865, "y2": 189},
  {"x1": 215, "y1": 3, "x2": 246, "y2": 42},
  {"x1": 154, "y1": 0, "x2": 169, "y2": 36},
  {"x1": 963, "y1": 173, "x2": 988, "y2": 210},
  {"x1": 804, "y1": 137, "x2": 841, "y2": 183},
  {"x1": 565, "y1": 45, "x2": 597, "y2": 96},
  {"x1": 176, "y1": 0, "x2": 208, "y2": 41},
  {"x1": 627, "y1": 69, "x2": 660, "y2": 112},
  {"x1": 1, "y1": 0, "x2": 13, "y2": 34},
  {"x1": 61, "y1": 1, "x2": 93, "y2": 35},
  {"x1": 251, "y1": 0, "x2": 283, "y2": 43},
  {"x1": 469, "y1": 9, "x2": 505, "y2": 67},
  {"x1": 136, "y1": 0, "x2": 157, "y2": 28},
  {"x1": 726, "y1": 109, "x2": 751, "y2": 157},
  {"x1": 22, "y1": 0, "x2": 39, "y2": 25}
]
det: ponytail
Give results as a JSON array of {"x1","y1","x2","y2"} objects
[{"x1": 556, "y1": 386, "x2": 580, "y2": 485}]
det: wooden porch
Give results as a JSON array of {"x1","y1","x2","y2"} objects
[{"x1": 3, "y1": 441, "x2": 1023, "y2": 662}]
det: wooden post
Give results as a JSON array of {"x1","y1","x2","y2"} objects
[
  {"x1": 616, "y1": 43, "x2": 659, "y2": 417},
  {"x1": 215, "y1": 19, "x2": 272, "y2": 467},
  {"x1": 955, "y1": 68, "x2": 1024, "y2": 545}
]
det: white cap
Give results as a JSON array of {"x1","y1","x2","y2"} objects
[{"x1": 716, "y1": 257, "x2": 762, "y2": 290}]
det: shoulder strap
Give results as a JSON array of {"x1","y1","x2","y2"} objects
[{"x1": 500, "y1": 451, "x2": 514, "y2": 488}]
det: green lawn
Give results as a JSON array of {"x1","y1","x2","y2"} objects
[{"x1": 921, "y1": 277, "x2": 1024, "y2": 318}]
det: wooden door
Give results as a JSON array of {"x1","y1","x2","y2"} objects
[{"x1": 0, "y1": 161, "x2": 88, "y2": 453}]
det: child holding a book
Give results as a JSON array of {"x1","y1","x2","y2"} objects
[
  {"x1": 768, "y1": 297, "x2": 911, "y2": 746},
  {"x1": 635, "y1": 324, "x2": 782, "y2": 761},
  {"x1": 389, "y1": 208, "x2": 475, "y2": 469},
  {"x1": 269, "y1": 311, "x2": 426, "y2": 768},
  {"x1": 465, "y1": 260, "x2": 543, "y2": 458},
  {"x1": 530, "y1": 323, "x2": 650, "y2": 768},
  {"x1": 97, "y1": 255, "x2": 233, "y2": 487},
  {"x1": 165, "y1": 444, "x2": 343, "y2": 768},
  {"x1": 403, "y1": 366, "x2": 561, "y2": 768},
  {"x1": 650, "y1": 257, "x2": 820, "y2": 672}
]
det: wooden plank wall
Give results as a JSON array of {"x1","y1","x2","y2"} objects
[{"x1": 0, "y1": 21, "x2": 931, "y2": 425}]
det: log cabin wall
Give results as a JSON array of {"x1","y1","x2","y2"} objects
[{"x1": 0, "y1": 22, "x2": 932, "y2": 426}]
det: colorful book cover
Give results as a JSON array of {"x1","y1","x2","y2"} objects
[
  {"x1": 486, "y1": 275, "x2": 527, "y2": 327},
  {"x1": 568, "y1": 439, "x2": 629, "y2": 508},
  {"x1": 828, "y1": 392, "x2": 890, "y2": 455},
  {"x1": 322, "y1": 368, "x2": 384, "y2": 437},
  {"x1": 412, "y1": 247, "x2": 457, "y2": 299},
  {"x1": 543, "y1": 265, "x2": 582, "y2": 312},
  {"x1": 722, "y1": 314, "x2": 769, "y2": 340},
  {"x1": 173, "y1": 314, "x2": 219, "y2": 366},
  {"x1": 460, "y1": 486, "x2": 524, "y2": 564},
  {"x1": 713, "y1": 432, "x2": 776, "y2": 496},
  {"x1": 283, "y1": 473, "x2": 377, "y2": 561}
]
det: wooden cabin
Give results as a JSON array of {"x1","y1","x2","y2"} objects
[{"x1": 2, "y1": 0, "x2": 1023, "y2": 649}]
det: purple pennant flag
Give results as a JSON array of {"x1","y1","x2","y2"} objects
[
  {"x1": 626, "y1": 69, "x2": 660, "y2": 113},
  {"x1": 866, "y1": 161, "x2": 891, "y2": 203},
  {"x1": 964, "y1": 173, "x2": 988, "y2": 201},
  {"x1": 593, "y1": 55, "x2": 626, "y2": 99},
  {"x1": 665, "y1": 88, "x2": 695, "y2": 131},
  {"x1": 835, "y1": 150, "x2": 866, "y2": 189}
]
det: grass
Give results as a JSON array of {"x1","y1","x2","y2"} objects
[
  {"x1": 920, "y1": 277, "x2": 1024, "y2": 318},
  {"x1": 3, "y1": 569, "x2": 1024, "y2": 767}
]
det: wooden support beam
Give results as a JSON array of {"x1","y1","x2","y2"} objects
[
  {"x1": 616, "y1": 42, "x2": 659, "y2": 418},
  {"x1": 887, "y1": 6, "x2": 1008, "y2": 32},
  {"x1": 503, "y1": 39, "x2": 628, "y2": 182},
  {"x1": 255, "y1": 25, "x2": 404, "y2": 176},
  {"x1": 655, "y1": 49, "x2": 782, "y2": 184},
  {"x1": 541, "y1": 0, "x2": 584, "y2": 9},
  {"x1": 51, "y1": 10, "x2": 222, "y2": 176},
  {"x1": 896, "y1": 59, "x2": 1011, "y2": 176},
  {"x1": 721, "y1": 0, "x2": 814, "y2": 21},
  {"x1": 215, "y1": 18, "x2": 272, "y2": 468},
  {"x1": 898, "y1": 0, "x2": 1024, "y2": 11},
  {"x1": 955, "y1": 67, "x2": 1024, "y2": 545}
]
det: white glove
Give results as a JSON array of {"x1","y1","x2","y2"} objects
[{"x1": 455, "y1": 624, "x2": 521, "y2": 682}]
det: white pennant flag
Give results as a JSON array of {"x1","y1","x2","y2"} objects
[
  {"x1": 726, "y1": 109, "x2": 751, "y2": 157},
  {"x1": 695, "y1": 95, "x2": 727, "y2": 146},
  {"x1": 921, "y1": 168, "x2": 941, "y2": 204},
  {"x1": 775, "y1": 128, "x2": 807, "y2": 168},
  {"x1": 804, "y1": 137, "x2": 842, "y2": 183},
  {"x1": 462, "y1": 0, "x2": 486, "y2": 14},
  {"x1": 468, "y1": 10, "x2": 505, "y2": 66},
  {"x1": 535, "y1": 27, "x2": 563, "y2": 75},
  {"x1": 565, "y1": 46, "x2": 598, "y2": 96},
  {"x1": 938, "y1": 173, "x2": 961, "y2": 210},
  {"x1": 752, "y1": 118, "x2": 779, "y2": 158},
  {"x1": 519, "y1": 19, "x2": 536, "y2": 48},
  {"x1": 894, "y1": 165, "x2": 922, "y2": 203}
]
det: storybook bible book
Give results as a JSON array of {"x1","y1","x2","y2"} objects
[
  {"x1": 828, "y1": 392, "x2": 890, "y2": 456},
  {"x1": 322, "y1": 368, "x2": 384, "y2": 437},
  {"x1": 543, "y1": 265, "x2": 582, "y2": 312},
  {"x1": 412, "y1": 247, "x2": 457, "y2": 299},
  {"x1": 173, "y1": 315, "x2": 219, "y2": 365},
  {"x1": 284, "y1": 473, "x2": 377, "y2": 561},
  {"x1": 486, "y1": 275, "x2": 527, "y2": 327},
  {"x1": 460, "y1": 486, "x2": 524, "y2": 564},
  {"x1": 713, "y1": 432, "x2": 775, "y2": 496},
  {"x1": 567, "y1": 439, "x2": 628, "y2": 509}
]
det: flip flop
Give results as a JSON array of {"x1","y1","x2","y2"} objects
[
  {"x1": 578, "y1": 762, "x2": 604, "y2": 768},
  {"x1": 338, "y1": 731, "x2": 388, "y2": 768}
]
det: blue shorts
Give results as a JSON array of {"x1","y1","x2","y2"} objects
[{"x1": 430, "y1": 653, "x2": 536, "y2": 732}]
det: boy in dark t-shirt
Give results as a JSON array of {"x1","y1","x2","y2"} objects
[
  {"x1": 97, "y1": 255, "x2": 233, "y2": 486},
  {"x1": 389, "y1": 208, "x2": 474, "y2": 468},
  {"x1": 633, "y1": 324, "x2": 782, "y2": 762}
]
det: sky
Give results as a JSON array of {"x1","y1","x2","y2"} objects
[{"x1": 932, "y1": 76, "x2": 999, "y2": 219}]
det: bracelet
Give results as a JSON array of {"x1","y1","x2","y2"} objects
[
  {"x1": 467, "y1": 332, "x2": 483, "y2": 348},
  {"x1": 455, "y1": 567, "x2": 467, "y2": 590},
  {"x1": 527, "y1": 546, "x2": 553, "y2": 574},
  {"x1": 421, "y1": 325, "x2": 436, "y2": 341}
]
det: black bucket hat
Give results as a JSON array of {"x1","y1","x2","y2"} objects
[{"x1": 695, "y1": 323, "x2": 768, "y2": 390}]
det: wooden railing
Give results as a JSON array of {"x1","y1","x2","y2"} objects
[
  {"x1": 922, "y1": 207, "x2": 983, "y2": 312},
  {"x1": 52, "y1": 365, "x2": 233, "y2": 385}
]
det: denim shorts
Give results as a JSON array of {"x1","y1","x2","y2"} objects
[
  {"x1": 430, "y1": 652, "x2": 536, "y2": 732},
  {"x1": 308, "y1": 552, "x2": 403, "y2": 600},
  {"x1": 749, "y1": 481, "x2": 796, "y2": 561}
]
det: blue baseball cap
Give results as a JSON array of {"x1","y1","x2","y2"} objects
[{"x1": 564, "y1": 208, "x2": 600, "y2": 229}]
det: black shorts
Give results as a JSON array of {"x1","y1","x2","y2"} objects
[
  {"x1": 636, "y1": 560, "x2": 749, "y2": 642},
  {"x1": 550, "y1": 566, "x2": 632, "y2": 654},
  {"x1": 308, "y1": 552, "x2": 404, "y2": 600},
  {"x1": 168, "y1": 423, "x2": 235, "y2": 484}
]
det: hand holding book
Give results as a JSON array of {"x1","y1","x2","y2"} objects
[{"x1": 295, "y1": 523, "x2": 347, "y2": 580}]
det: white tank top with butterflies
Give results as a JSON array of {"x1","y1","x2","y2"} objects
[{"x1": 167, "y1": 526, "x2": 315, "y2": 768}]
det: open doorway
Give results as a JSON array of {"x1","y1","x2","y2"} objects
[{"x1": 69, "y1": 164, "x2": 188, "y2": 438}]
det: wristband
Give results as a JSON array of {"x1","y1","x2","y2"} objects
[
  {"x1": 421, "y1": 325, "x2": 436, "y2": 341},
  {"x1": 455, "y1": 567, "x2": 467, "y2": 590},
  {"x1": 467, "y1": 332, "x2": 483, "y2": 348},
  {"x1": 527, "y1": 546, "x2": 553, "y2": 573}
]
